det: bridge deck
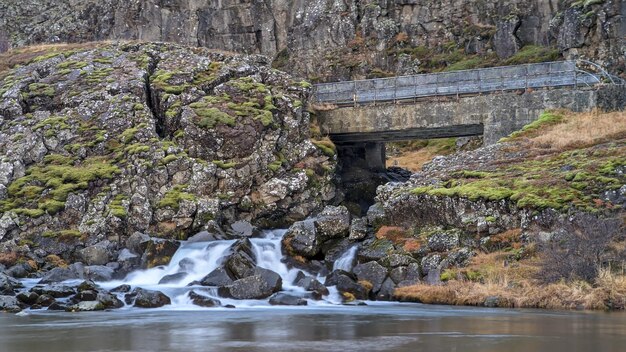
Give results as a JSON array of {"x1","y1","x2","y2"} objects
[{"x1": 313, "y1": 61, "x2": 601, "y2": 106}]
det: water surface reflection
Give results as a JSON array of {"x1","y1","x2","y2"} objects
[{"x1": 1, "y1": 304, "x2": 625, "y2": 352}]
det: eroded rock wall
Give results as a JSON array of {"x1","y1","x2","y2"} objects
[{"x1": 0, "y1": 0, "x2": 624, "y2": 79}]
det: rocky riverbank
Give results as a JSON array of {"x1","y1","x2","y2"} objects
[{"x1": 299, "y1": 109, "x2": 625, "y2": 309}]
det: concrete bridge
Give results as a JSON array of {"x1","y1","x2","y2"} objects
[{"x1": 314, "y1": 60, "x2": 625, "y2": 171}]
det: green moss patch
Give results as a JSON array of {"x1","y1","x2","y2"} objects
[
  {"x1": 56, "y1": 61, "x2": 88, "y2": 70},
  {"x1": 27, "y1": 83, "x2": 55, "y2": 98},
  {"x1": 212, "y1": 160, "x2": 237, "y2": 169},
  {"x1": 152, "y1": 70, "x2": 188, "y2": 94},
  {"x1": 501, "y1": 111, "x2": 564, "y2": 141},
  {"x1": 504, "y1": 45, "x2": 561, "y2": 66},
  {"x1": 312, "y1": 138, "x2": 337, "y2": 157},
  {"x1": 190, "y1": 80, "x2": 277, "y2": 129},
  {"x1": 193, "y1": 61, "x2": 223, "y2": 86},
  {"x1": 411, "y1": 144, "x2": 624, "y2": 211},
  {"x1": 0, "y1": 155, "x2": 120, "y2": 217},
  {"x1": 109, "y1": 194, "x2": 128, "y2": 219},
  {"x1": 157, "y1": 185, "x2": 197, "y2": 210}
]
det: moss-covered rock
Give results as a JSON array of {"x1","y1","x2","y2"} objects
[{"x1": 0, "y1": 42, "x2": 336, "y2": 260}]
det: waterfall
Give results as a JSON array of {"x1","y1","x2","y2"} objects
[
  {"x1": 333, "y1": 246, "x2": 358, "y2": 272},
  {"x1": 98, "y1": 229, "x2": 343, "y2": 308}
]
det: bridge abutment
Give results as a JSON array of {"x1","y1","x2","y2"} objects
[{"x1": 319, "y1": 85, "x2": 626, "y2": 145}]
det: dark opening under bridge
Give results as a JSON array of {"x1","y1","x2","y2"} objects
[{"x1": 312, "y1": 60, "x2": 625, "y2": 170}]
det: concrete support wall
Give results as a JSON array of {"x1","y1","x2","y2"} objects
[{"x1": 319, "y1": 86, "x2": 626, "y2": 145}]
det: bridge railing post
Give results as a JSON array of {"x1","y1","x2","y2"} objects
[
  {"x1": 374, "y1": 81, "x2": 377, "y2": 106},
  {"x1": 413, "y1": 75, "x2": 417, "y2": 103},
  {"x1": 394, "y1": 77, "x2": 398, "y2": 104},
  {"x1": 525, "y1": 64, "x2": 528, "y2": 91}
]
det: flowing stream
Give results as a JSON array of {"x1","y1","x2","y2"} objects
[
  {"x1": 98, "y1": 229, "x2": 343, "y2": 308},
  {"x1": 7, "y1": 230, "x2": 626, "y2": 351}
]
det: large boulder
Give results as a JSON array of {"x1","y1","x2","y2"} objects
[
  {"x1": 5, "y1": 263, "x2": 33, "y2": 278},
  {"x1": 78, "y1": 242, "x2": 111, "y2": 266},
  {"x1": 229, "y1": 220, "x2": 259, "y2": 238},
  {"x1": 295, "y1": 276, "x2": 329, "y2": 298},
  {"x1": 349, "y1": 218, "x2": 368, "y2": 240},
  {"x1": 0, "y1": 295, "x2": 22, "y2": 312},
  {"x1": 421, "y1": 254, "x2": 443, "y2": 276},
  {"x1": 30, "y1": 284, "x2": 75, "y2": 298},
  {"x1": 335, "y1": 273, "x2": 369, "y2": 301},
  {"x1": 0, "y1": 272, "x2": 21, "y2": 295},
  {"x1": 66, "y1": 300, "x2": 105, "y2": 312},
  {"x1": 38, "y1": 263, "x2": 86, "y2": 283},
  {"x1": 314, "y1": 206, "x2": 350, "y2": 239},
  {"x1": 126, "y1": 288, "x2": 171, "y2": 308},
  {"x1": 70, "y1": 290, "x2": 98, "y2": 303},
  {"x1": 188, "y1": 291, "x2": 221, "y2": 307},
  {"x1": 324, "y1": 269, "x2": 368, "y2": 300},
  {"x1": 321, "y1": 238, "x2": 353, "y2": 264},
  {"x1": 141, "y1": 238, "x2": 181, "y2": 269},
  {"x1": 223, "y1": 239, "x2": 256, "y2": 279},
  {"x1": 379, "y1": 253, "x2": 417, "y2": 268},
  {"x1": 218, "y1": 268, "x2": 282, "y2": 299},
  {"x1": 116, "y1": 249, "x2": 141, "y2": 277},
  {"x1": 357, "y1": 238, "x2": 394, "y2": 262},
  {"x1": 83, "y1": 265, "x2": 114, "y2": 281},
  {"x1": 96, "y1": 292, "x2": 124, "y2": 309},
  {"x1": 375, "y1": 278, "x2": 396, "y2": 301},
  {"x1": 16, "y1": 291, "x2": 39, "y2": 305},
  {"x1": 200, "y1": 267, "x2": 234, "y2": 286},
  {"x1": 427, "y1": 230, "x2": 460, "y2": 252},
  {"x1": 353, "y1": 261, "x2": 388, "y2": 294},
  {"x1": 158, "y1": 272, "x2": 188, "y2": 285},
  {"x1": 35, "y1": 294, "x2": 56, "y2": 307},
  {"x1": 126, "y1": 232, "x2": 151, "y2": 255},
  {"x1": 324, "y1": 269, "x2": 356, "y2": 286},
  {"x1": 269, "y1": 292, "x2": 307, "y2": 306},
  {"x1": 282, "y1": 219, "x2": 320, "y2": 257},
  {"x1": 38, "y1": 267, "x2": 79, "y2": 284},
  {"x1": 390, "y1": 262, "x2": 422, "y2": 287}
]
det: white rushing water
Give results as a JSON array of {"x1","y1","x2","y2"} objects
[
  {"x1": 98, "y1": 229, "x2": 349, "y2": 308},
  {"x1": 333, "y1": 245, "x2": 358, "y2": 272}
]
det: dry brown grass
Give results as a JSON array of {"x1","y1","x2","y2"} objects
[
  {"x1": 529, "y1": 110, "x2": 626, "y2": 150},
  {"x1": 0, "y1": 251, "x2": 18, "y2": 266},
  {"x1": 387, "y1": 138, "x2": 458, "y2": 171},
  {"x1": 403, "y1": 239, "x2": 422, "y2": 252},
  {"x1": 0, "y1": 41, "x2": 112, "y2": 76},
  {"x1": 395, "y1": 251, "x2": 626, "y2": 310},
  {"x1": 387, "y1": 148, "x2": 445, "y2": 171},
  {"x1": 44, "y1": 254, "x2": 68, "y2": 269},
  {"x1": 395, "y1": 277, "x2": 626, "y2": 310},
  {"x1": 375, "y1": 226, "x2": 409, "y2": 243}
]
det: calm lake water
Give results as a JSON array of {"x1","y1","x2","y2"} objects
[{"x1": 1, "y1": 303, "x2": 625, "y2": 352}]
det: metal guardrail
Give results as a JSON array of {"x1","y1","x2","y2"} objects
[{"x1": 312, "y1": 60, "x2": 615, "y2": 106}]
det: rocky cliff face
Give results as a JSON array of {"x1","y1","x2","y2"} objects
[
  {"x1": 0, "y1": 0, "x2": 624, "y2": 80},
  {"x1": 0, "y1": 42, "x2": 336, "y2": 260}
]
